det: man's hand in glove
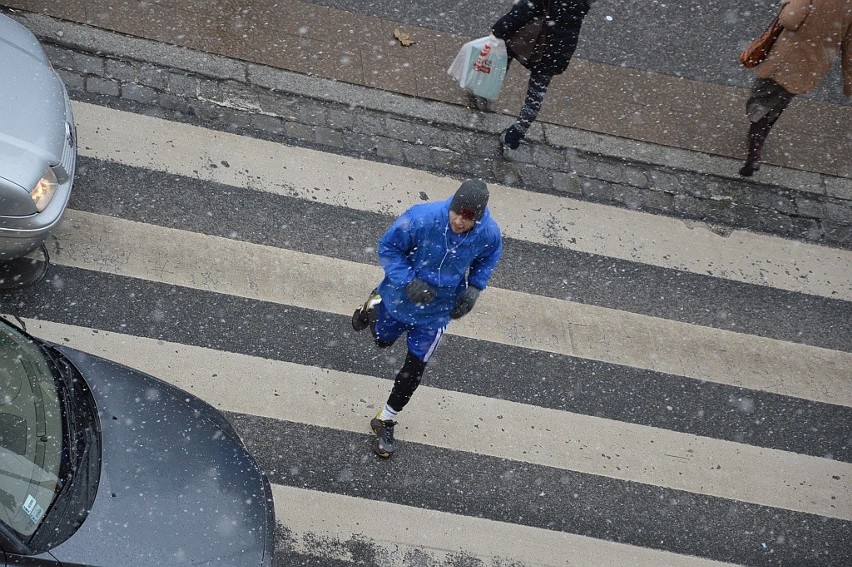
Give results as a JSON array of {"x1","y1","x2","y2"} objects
[
  {"x1": 451, "y1": 286, "x2": 481, "y2": 319},
  {"x1": 405, "y1": 278, "x2": 436, "y2": 304}
]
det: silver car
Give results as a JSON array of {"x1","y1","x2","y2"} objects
[{"x1": 0, "y1": 12, "x2": 76, "y2": 261}]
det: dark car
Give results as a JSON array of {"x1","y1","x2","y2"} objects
[{"x1": 0, "y1": 318, "x2": 275, "y2": 566}]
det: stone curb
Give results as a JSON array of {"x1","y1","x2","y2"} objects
[{"x1": 13, "y1": 10, "x2": 851, "y2": 248}]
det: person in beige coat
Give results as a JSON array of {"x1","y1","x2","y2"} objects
[{"x1": 740, "y1": 0, "x2": 852, "y2": 176}]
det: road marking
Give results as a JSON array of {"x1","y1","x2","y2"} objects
[
  {"x1": 20, "y1": 318, "x2": 852, "y2": 521},
  {"x1": 268, "y1": 484, "x2": 742, "y2": 567},
  {"x1": 52, "y1": 210, "x2": 852, "y2": 406},
  {"x1": 72, "y1": 101, "x2": 852, "y2": 302}
]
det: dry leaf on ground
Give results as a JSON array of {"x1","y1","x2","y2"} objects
[{"x1": 393, "y1": 29, "x2": 415, "y2": 47}]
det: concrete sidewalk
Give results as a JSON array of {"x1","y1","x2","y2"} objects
[{"x1": 4, "y1": 0, "x2": 850, "y2": 179}]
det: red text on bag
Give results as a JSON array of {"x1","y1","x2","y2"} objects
[{"x1": 473, "y1": 43, "x2": 492, "y2": 74}]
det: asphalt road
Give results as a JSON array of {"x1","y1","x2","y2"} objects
[{"x1": 3, "y1": 98, "x2": 850, "y2": 566}]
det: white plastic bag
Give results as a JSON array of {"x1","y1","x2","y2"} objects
[{"x1": 447, "y1": 35, "x2": 508, "y2": 102}]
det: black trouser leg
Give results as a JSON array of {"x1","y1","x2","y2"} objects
[
  {"x1": 741, "y1": 78, "x2": 793, "y2": 176},
  {"x1": 502, "y1": 70, "x2": 553, "y2": 149},
  {"x1": 747, "y1": 109, "x2": 784, "y2": 162},
  {"x1": 745, "y1": 115, "x2": 770, "y2": 164},
  {"x1": 741, "y1": 109, "x2": 785, "y2": 176},
  {"x1": 386, "y1": 350, "x2": 427, "y2": 412},
  {"x1": 516, "y1": 71, "x2": 552, "y2": 134}
]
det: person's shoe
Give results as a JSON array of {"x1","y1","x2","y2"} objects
[
  {"x1": 370, "y1": 415, "x2": 396, "y2": 458},
  {"x1": 351, "y1": 289, "x2": 381, "y2": 331},
  {"x1": 738, "y1": 160, "x2": 760, "y2": 177},
  {"x1": 469, "y1": 94, "x2": 490, "y2": 112},
  {"x1": 500, "y1": 125, "x2": 524, "y2": 150}
]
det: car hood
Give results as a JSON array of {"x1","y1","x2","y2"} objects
[
  {"x1": 0, "y1": 16, "x2": 67, "y2": 192},
  {"x1": 44, "y1": 347, "x2": 273, "y2": 567}
]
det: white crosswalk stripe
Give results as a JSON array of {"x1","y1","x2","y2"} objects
[
  {"x1": 72, "y1": 102, "x2": 851, "y2": 301},
  {"x1": 54, "y1": 210, "x2": 852, "y2": 406},
  {"x1": 266, "y1": 485, "x2": 741, "y2": 567},
  {"x1": 4, "y1": 102, "x2": 849, "y2": 566},
  {"x1": 22, "y1": 319, "x2": 850, "y2": 521}
]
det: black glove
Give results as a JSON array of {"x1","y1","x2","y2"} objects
[
  {"x1": 451, "y1": 286, "x2": 481, "y2": 319},
  {"x1": 405, "y1": 278, "x2": 436, "y2": 304}
]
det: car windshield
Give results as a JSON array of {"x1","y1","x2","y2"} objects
[{"x1": 0, "y1": 323, "x2": 66, "y2": 537}]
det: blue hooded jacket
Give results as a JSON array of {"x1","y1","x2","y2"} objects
[{"x1": 376, "y1": 197, "x2": 503, "y2": 328}]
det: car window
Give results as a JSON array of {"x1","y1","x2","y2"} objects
[{"x1": 0, "y1": 324, "x2": 65, "y2": 537}]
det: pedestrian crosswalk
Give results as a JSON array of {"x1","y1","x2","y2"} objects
[
  {"x1": 3, "y1": 101, "x2": 850, "y2": 566},
  {"x1": 51, "y1": 209, "x2": 851, "y2": 406}
]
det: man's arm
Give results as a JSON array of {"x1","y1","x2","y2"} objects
[
  {"x1": 451, "y1": 233, "x2": 502, "y2": 319},
  {"x1": 377, "y1": 212, "x2": 417, "y2": 287},
  {"x1": 492, "y1": 0, "x2": 542, "y2": 40}
]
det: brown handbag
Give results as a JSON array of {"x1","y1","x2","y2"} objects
[
  {"x1": 505, "y1": 1, "x2": 550, "y2": 68},
  {"x1": 739, "y1": 14, "x2": 784, "y2": 68}
]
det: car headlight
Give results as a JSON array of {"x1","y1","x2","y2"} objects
[{"x1": 31, "y1": 168, "x2": 58, "y2": 212}]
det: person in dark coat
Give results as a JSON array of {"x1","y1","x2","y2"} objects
[
  {"x1": 492, "y1": 0, "x2": 595, "y2": 149},
  {"x1": 739, "y1": 0, "x2": 852, "y2": 176}
]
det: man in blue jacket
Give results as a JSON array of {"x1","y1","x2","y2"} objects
[{"x1": 352, "y1": 179, "x2": 503, "y2": 458}]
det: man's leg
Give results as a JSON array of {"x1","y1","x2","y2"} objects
[
  {"x1": 386, "y1": 351, "x2": 429, "y2": 413},
  {"x1": 354, "y1": 294, "x2": 404, "y2": 350},
  {"x1": 371, "y1": 351, "x2": 428, "y2": 459},
  {"x1": 370, "y1": 324, "x2": 443, "y2": 458},
  {"x1": 351, "y1": 288, "x2": 381, "y2": 331},
  {"x1": 369, "y1": 301, "x2": 404, "y2": 349},
  {"x1": 501, "y1": 71, "x2": 553, "y2": 150}
]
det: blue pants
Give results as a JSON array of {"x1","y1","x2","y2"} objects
[
  {"x1": 370, "y1": 302, "x2": 447, "y2": 412},
  {"x1": 371, "y1": 302, "x2": 445, "y2": 363}
]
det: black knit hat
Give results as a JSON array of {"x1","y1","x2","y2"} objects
[{"x1": 450, "y1": 179, "x2": 489, "y2": 221}]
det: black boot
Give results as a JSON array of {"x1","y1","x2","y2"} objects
[
  {"x1": 739, "y1": 159, "x2": 760, "y2": 177},
  {"x1": 500, "y1": 125, "x2": 525, "y2": 150}
]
